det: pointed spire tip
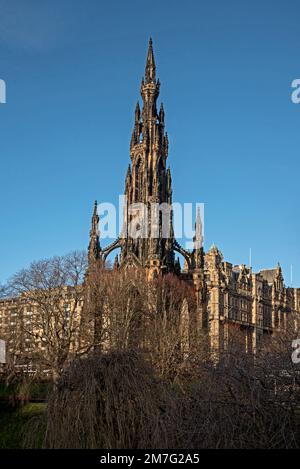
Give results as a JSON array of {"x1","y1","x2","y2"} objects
[{"x1": 145, "y1": 37, "x2": 156, "y2": 83}]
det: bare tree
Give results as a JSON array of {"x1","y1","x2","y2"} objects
[
  {"x1": 175, "y1": 324, "x2": 300, "y2": 449},
  {"x1": 8, "y1": 251, "x2": 90, "y2": 382},
  {"x1": 20, "y1": 264, "x2": 300, "y2": 449},
  {"x1": 85, "y1": 266, "x2": 150, "y2": 351},
  {"x1": 0, "y1": 283, "x2": 8, "y2": 298},
  {"x1": 84, "y1": 266, "x2": 198, "y2": 380}
]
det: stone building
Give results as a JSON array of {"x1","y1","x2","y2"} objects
[
  {"x1": 0, "y1": 39, "x2": 299, "y2": 365},
  {"x1": 0, "y1": 287, "x2": 84, "y2": 369},
  {"x1": 86, "y1": 39, "x2": 300, "y2": 357}
]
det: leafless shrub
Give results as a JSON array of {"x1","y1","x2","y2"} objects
[
  {"x1": 85, "y1": 267, "x2": 198, "y2": 381},
  {"x1": 22, "y1": 409, "x2": 47, "y2": 449},
  {"x1": 44, "y1": 350, "x2": 177, "y2": 449},
  {"x1": 176, "y1": 327, "x2": 300, "y2": 449},
  {"x1": 5, "y1": 257, "x2": 300, "y2": 449},
  {"x1": 23, "y1": 317, "x2": 300, "y2": 449}
]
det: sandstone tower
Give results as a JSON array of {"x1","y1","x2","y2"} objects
[
  {"x1": 0, "y1": 40, "x2": 299, "y2": 366},
  {"x1": 85, "y1": 39, "x2": 300, "y2": 358},
  {"x1": 88, "y1": 39, "x2": 204, "y2": 282}
]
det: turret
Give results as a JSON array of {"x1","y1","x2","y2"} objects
[
  {"x1": 192, "y1": 207, "x2": 204, "y2": 269},
  {"x1": 135, "y1": 101, "x2": 141, "y2": 123},
  {"x1": 274, "y1": 262, "x2": 284, "y2": 291},
  {"x1": 140, "y1": 38, "x2": 160, "y2": 127},
  {"x1": 159, "y1": 102, "x2": 165, "y2": 124},
  {"x1": 145, "y1": 37, "x2": 156, "y2": 84},
  {"x1": 113, "y1": 255, "x2": 120, "y2": 271},
  {"x1": 122, "y1": 39, "x2": 174, "y2": 272},
  {"x1": 88, "y1": 200, "x2": 101, "y2": 264},
  {"x1": 194, "y1": 207, "x2": 203, "y2": 251}
]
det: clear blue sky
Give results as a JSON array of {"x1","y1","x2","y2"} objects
[{"x1": 0, "y1": 0, "x2": 299, "y2": 286}]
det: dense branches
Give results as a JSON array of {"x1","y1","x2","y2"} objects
[{"x1": 8, "y1": 251, "x2": 89, "y2": 381}]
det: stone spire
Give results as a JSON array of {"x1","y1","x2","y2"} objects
[
  {"x1": 135, "y1": 101, "x2": 141, "y2": 122},
  {"x1": 121, "y1": 39, "x2": 174, "y2": 273},
  {"x1": 194, "y1": 207, "x2": 203, "y2": 250},
  {"x1": 145, "y1": 37, "x2": 156, "y2": 84},
  {"x1": 159, "y1": 102, "x2": 165, "y2": 124},
  {"x1": 88, "y1": 200, "x2": 101, "y2": 263},
  {"x1": 140, "y1": 39, "x2": 160, "y2": 129},
  {"x1": 192, "y1": 207, "x2": 204, "y2": 269},
  {"x1": 113, "y1": 254, "x2": 120, "y2": 271}
]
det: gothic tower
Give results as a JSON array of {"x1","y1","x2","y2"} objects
[
  {"x1": 87, "y1": 39, "x2": 203, "y2": 280},
  {"x1": 88, "y1": 200, "x2": 101, "y2": 264},
  {"x1": 120, "y1": 38, "x2": 175, "y2": 276}
]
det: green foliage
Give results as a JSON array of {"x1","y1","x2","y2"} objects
[{"x1": 0, "y1": 402, "x2": 46, "y2": 448}]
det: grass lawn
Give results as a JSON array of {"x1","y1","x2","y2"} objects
[{"x1": 0, "y1": 402, "x2": 46, "y2": 448}]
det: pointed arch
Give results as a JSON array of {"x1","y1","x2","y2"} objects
[
  {"x1": 173, "y1": 240, "x2": 192, "y2": 271},
  {"x1": 102, "y1": 238, "x2": 121, "y2": 262}
]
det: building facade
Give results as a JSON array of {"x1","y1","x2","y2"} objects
[
  {"x1": 87, "y1": 39, "x2": 300, "y2": 356},
  {"x1": 0, "y1": 40, "x2": 299, "y2": 365}
]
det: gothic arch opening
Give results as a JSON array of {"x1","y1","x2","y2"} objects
[
  {"x1": 105, "y1": 247, "x2": 121, "y2": 269},
  {"x1": 174, "y1": 253, "x2": 187, "y2": 274},
  {"x1": 173, "y1": 242, "x2": 192, "y2": 271}
]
